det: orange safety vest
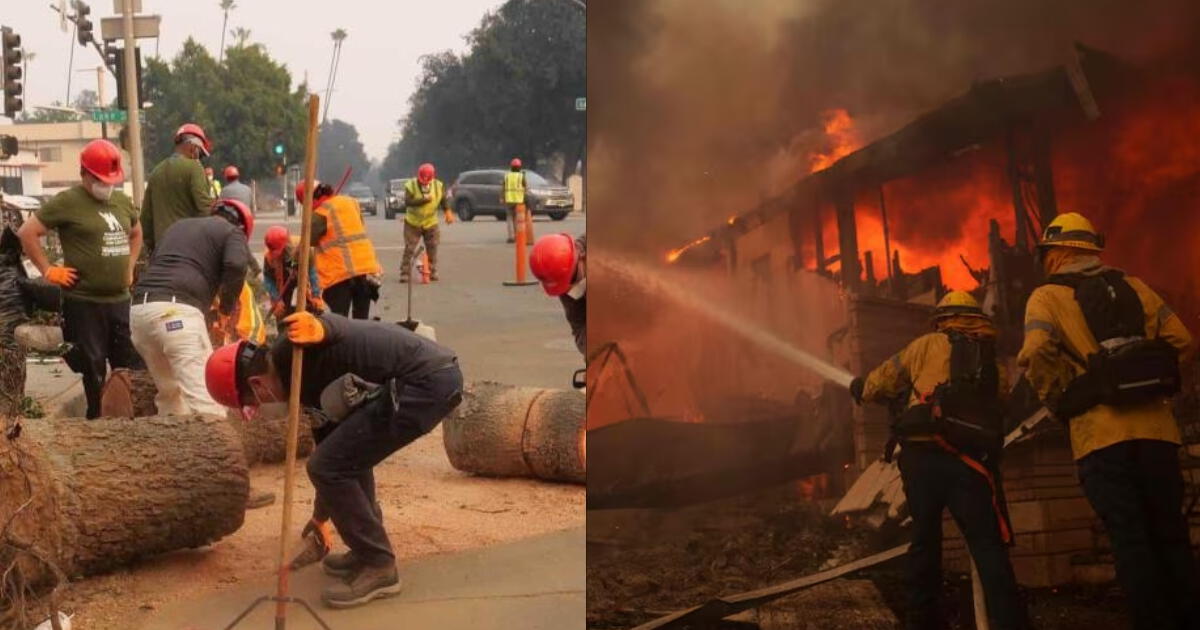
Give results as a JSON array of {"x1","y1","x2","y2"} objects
[
  {"x1": 213, "y1": 280, "x2": 266, "y2": 345},
  {"x1": 313, "y1": 195, "x2": 382, "y2": 290}
]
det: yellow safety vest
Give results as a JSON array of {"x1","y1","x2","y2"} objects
[
  {"x1": 404, "y1": 179, "x2": 445, "y2": 229},
  {"x1": 234, "y1": 282, "x2": 265, "y2": 344},
  {"x1": 314, "y1": 195, "x2": 382, "y2": 289},
  {"x1": 504, "y1": 171, "x2": 525, "y2": 205}
]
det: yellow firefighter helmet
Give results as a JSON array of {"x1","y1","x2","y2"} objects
[
  {"x1": 1038, "y1": 212, "x2": 1104, "y2": 252},
  {"x1": 934, "y1": 290, "x2": 988, "y2": 320}
]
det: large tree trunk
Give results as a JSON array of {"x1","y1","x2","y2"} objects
[
  {"x1": 98, "y1": 369, "x2": 313, "y2": 464},
  {"x1": 0, "y1": 414, "x2": 248, "y2": 585},
  {"x1": 443, "y1": 382, "x2": 585, "y2": 484}
]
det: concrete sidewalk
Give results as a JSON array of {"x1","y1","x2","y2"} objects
[{"x1": 139, "y1": 526, "x2": 584, "y2": 630}]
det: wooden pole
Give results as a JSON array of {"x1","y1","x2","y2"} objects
[
  {"x1": 878, "y1": 185, "x2": 892, "y2": 281},
  {"x1": 273, "y1": 93, "x2": 320, "y2": 630},
  {"x1": 120, "y1": 0, "x2": 146, "y2": 207},
  {"x1": 971, "y1": 558, "x2": 991, "y2": 630}
]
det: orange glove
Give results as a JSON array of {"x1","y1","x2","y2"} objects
[
  {"x1": 45, "y1": 266, "x2": 79, "y2": 288},
  {"x1": 443, "y1": 209, "x2": 457, "y2": 224},
  {"x1": 282, "y1": 311, "x2": 326, "y2": 345},
  {"x1": 310, "y1": 296, "x2": 327, "y2": 313}
]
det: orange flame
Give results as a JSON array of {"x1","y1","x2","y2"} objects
[
  {"x1": 665, "y1": 235, "x2": 712, "y2": 263},
  {"x1": 809, "y1": 109, "x2": 861, "y2": 173}
]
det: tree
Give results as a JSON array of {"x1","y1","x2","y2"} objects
[
  {"x1": 142, "y1": 38, "x2": 308, "y2": 184},
  {"x1": 230, "y1": 27, "x2": 252, "y2": 48},
  {"x1": 382, "y1": 0, "x2": 584, "y2": 186},
  {"x1": 218, "y1": 0, "x2": 236, "y2": 65},
  {"x1": 322, "y1": 28, "x2": 348, "y2": 123},
  {"x1": 316, "y1": 119, "x2": 370, "y2": 189}
]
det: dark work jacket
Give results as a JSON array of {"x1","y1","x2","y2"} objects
[
  {"x1": 561, "y1": 293, "x2": 585, "y2": 355},
  {"x1": 272, "y1": 312, "x2": 457, "y2": 408},
  {"x1": 133, "y1": 216, "x2": 249, "y2": 314}
]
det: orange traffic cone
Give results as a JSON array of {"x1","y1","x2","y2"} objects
[
  {"x1": 503, "y1": 203, "x2": 538, "y2": 287},
  {"x1": 419, "y1": 251, "x2": 431, "y2": 284},
  {"x1": 524, "y1": 204, "x2": 535, "y2": 245}
]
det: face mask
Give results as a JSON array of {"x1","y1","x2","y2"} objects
[
  {"x1": 89, "y1": 183, "x2": 114, "y2": 201},
  {"x1": 567, "y1": 278, "x2": 586, "y2": 299}
]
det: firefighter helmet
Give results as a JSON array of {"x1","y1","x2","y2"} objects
[
  {"x1": 223, "y1": 165, "x2": 240, "y2": 182},
  {"x1": 510, "y1": 158, "x2": 522, "y2": 170},
  {"x1": 1039, "y1": 212, "x2": 1104, "y2": 252},
  {"x1": 264, "y1": 225, "x2": 290, "y2": 252},
  {"x1": 80, "y1": 139, "x2": 125, "y2": 184},
  {"x1": 212, "y1": 198, "x2": 255, "y2": 239},
  {"x1": 174, "y1": 123, "x2": 212, "y2": 156},
  {"x1": 417, "y1": 163, "x2": 435, "y2": 184},
  {"x1": 934, "y1": 290, "x2": 988, "y2": 320}
]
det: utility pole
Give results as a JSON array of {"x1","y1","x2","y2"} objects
[
  {"x1": 120, "y1": 0, "x2": 145, "y2": 206},
  {"x1": 95, "y1": 65, "x2": 106, "y2": 139}
]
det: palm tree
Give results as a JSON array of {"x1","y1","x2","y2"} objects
[
  {"x1": 230, "y1": 27, "x2": 251, "y2": 48},
  {"x1": 322, "y1": 28, "x2": 348, "y2": 123},
  {"x1": 218, "y1": 0, "x2": 236, "y2": 64}
]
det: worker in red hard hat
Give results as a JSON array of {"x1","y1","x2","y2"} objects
[
  {"x1": 219, "y1": 164, "x2": 253, "y2": 208},
  {"x1": 205, "y1": 310, "x2": 462, "y2": 609},
  {"x1": 400, "y1": 163, "x2": 454, "y2": 283},
  {"x1": 128, "y1": 197, "x2": 253, "y2": 419},
  {"x1": 501, "y1": 158, "x2": 529, "y2": 244},
  {"x1": 295, "y1": 180, "x2": 382, "y2": 319},
  {"x1": 142, "y1": 122, "x2": 215, "y2": 254},
  {"x1": 530, "y1": 232, "x2": 586, "y2": 355},
  {"x1": 18, "y1": 139, "x2": 143, "y2": 418},
  {"x1": 262, "y1": 224, "x2": 323, "y2": 326}
]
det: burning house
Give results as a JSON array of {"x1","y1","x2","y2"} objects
[{"x1": 653, "y1": 43, "x2": 1200, "y2": 588}]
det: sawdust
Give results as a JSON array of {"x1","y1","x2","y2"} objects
[{"x1": 54, "y1": 424, "x2": 584, "y2": 630}]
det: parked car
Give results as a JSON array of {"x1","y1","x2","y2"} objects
[
  {"x1": 384, "y1": 178, "x2": 412, "y2": 220},
  {"x1": 345, "y1": 182, "x2": 377, "y2": 216},
  {"x1": 449, "y1": 169, "x2": 574, "y2": 222}
]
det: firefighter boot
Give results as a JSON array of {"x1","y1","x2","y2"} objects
[{"x1": 322, "y1": 563, "x2": 403, "y2": 609}]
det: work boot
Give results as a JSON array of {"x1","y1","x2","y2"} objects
[
  {"x1": 322, "y1": 550, "x2": 365, "y2": 578},
  {"x1": 290, "y1": 518, "x2": 333, "y2": 570},
  {"x1": 321, "y1": 564, "x2": 402, "y2": 609},
  {"x1": 430, "y1": 270, "x2": 439, "y2": 282},
  {"x1": 246, "y1": 487, "x2": 276, "y2": 510}
]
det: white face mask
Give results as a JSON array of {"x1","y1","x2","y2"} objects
[
  {"x1": 89, "y1": 183, "x2": 114, "y2": 201},
  {"x1": 566, "y1": 277, "x2": 586, "y2": 299}
]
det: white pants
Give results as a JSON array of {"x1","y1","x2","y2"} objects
[{"x1": 130, "y1": 301, "x2": 225, "y2": 417}]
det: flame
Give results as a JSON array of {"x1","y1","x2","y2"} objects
[
  {"x1": 809, "y1": 109, "x2": 861, "y2": 173},
  {"x1": 665, "y1": 235, "x2": 712, "y2": 263}
]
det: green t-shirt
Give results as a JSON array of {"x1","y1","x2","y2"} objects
[
  {"x1": 142, "y1": 154, "x2": 213, "y2": 251},
  {"x1": 36, "y1": 185, "x2": 138, "y2": 303}
]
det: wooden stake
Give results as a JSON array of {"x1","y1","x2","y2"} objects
[
  {"x1": 971, "y1": 558, "x2": 991, "y2": 630},
  {"x1": 274, "y1": 93, "x2": 320, "y2": 630}
]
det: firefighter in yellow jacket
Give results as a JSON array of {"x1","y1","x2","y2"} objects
[
  {"x1": 1018, "y1": 212, "x2": 1197, "y2": 630},
  {"x1": 502, "y1": 158, "x2": 529, "y2": 244},
  {"x1": 296, "y1": 181, "x2": 382, "y2": 320},
  {"x1": 850, "y1": 291, "x2": 1028, "y2": 630}
]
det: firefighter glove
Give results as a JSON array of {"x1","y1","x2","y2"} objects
[
  {"x1": 282, "y1": 311, "x2": 326, "y2": 345},
  {"x1": 849, "y1": 376, "x2": 865, "y2": 404},
  {"x1": 443, "y1": 209, "x2": 457, "y2": 224},
  {"x1": 45, "y1": 266, "x2": 78, "y2": 288}
]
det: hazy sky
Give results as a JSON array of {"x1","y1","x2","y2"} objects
[{"x1": 2, "y1": 0, "x2": 505, "y2": 160}]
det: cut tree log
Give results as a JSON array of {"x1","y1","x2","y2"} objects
[
  {"x1": 14, "y1": 324, "x2": 63, "y2": 354},
  {"x1": 0, "y1": 414, "x2": 249, "y2": 586},
  {"x1": 97, "y1": 368, "x2": 313, "y2": 464},
  {"x1": 443, "y1": 381, "x2": 585, "y2": 484}
]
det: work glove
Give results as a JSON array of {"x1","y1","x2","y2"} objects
[
  {"x1": 310, "y1": 296, "x2": 327, "y2": 314},
  {"x1": 318, "y1": 373, "x2": 382, "y2": 423},
  {"x1": 44, "y1": 266, "x2": 78, "y2": 288},
  {"x1": 288, "y1": 517, "x2": 334, "y2": 570},
  {"x1": 443, "y1": 209, "x2": 457, "y2": 224},
  {"x1": 282, "y1": 311, "x2": 326, "y2": 345},
  {"x1": 849, "y1": 376, "x2": 865, "y2": 405}
]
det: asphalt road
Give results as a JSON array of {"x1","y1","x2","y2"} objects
[{"x1": 253, "y1": 209, "x2": 586, "y2": 389}]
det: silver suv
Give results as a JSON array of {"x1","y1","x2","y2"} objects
[{"x1": 449, "y1": 169, "x2": 574, "y2": 222}]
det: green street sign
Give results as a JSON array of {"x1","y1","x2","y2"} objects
[
  {"x1": 91, "y1": 108, "x2": 128, "y2": 123},
  {"x1": 575, "y1": 97, "x2": 586, "y2": 111}
]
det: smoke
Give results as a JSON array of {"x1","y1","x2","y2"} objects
[{"x1": 588, "y1": 0, "x2": 1200, "y2": 258}]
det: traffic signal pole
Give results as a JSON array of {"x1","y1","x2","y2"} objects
[
  {"x1": 96, "y1": 65, "x2": 107, "y2": 139},
  {"x1": 120, "y1": 0, "x2": 145, "y2": 205}
]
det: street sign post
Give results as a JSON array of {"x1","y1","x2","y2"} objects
[{"x1": 575, "y1": 97, "x2": 586, "y2": 111}]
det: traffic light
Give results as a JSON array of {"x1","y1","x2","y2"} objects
[
  {"x1": 75, "y1": 2, "x2": 94, "y2": 46},
  {"x1": 103, "y1": 42, "x2": 119, "y2": 72},
  {"x1": 1, "y1": 27, "x2": 22, "y2": 117},
  {"x1": 275, "y1": 164, "x2": 285, "y2": 176},
  {"x1": 274, "y1": 142, "x2": 285, "y2": 156},
  {"x1": 114, "y1": 46, "x2": 145, "y2": 110}
]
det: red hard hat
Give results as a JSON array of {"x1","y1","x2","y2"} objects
[
  {"x1": 294, "y1": 180, "x2": 333, "y2": 204},
  {"x1": 530, "y1": 233, "x2": 579, "y2": 297},
  {"x1": 264, "y1": 225, "x2": 289, "y2": 252},
  {"x1": 206, "y1": 341, "x2": 247, "y2": 409},
  {"x1": 80, "y1": 139, "x2": 125, "y2": 185},
  {"x1": 174, "y1": 123, "x2": 212, "y2": 155},
  {"x1": 417, "y1": 163, "x2": 435, "y2": 184},
  {"x1": 212, "y1": 198, "x2": 254, "y2": 239},
  {"x1": 510, "y1": 158, "x2": 522, "y2": 169},
  {"x1": 223, "y1": 165, "x2": 240, "y2": 181}
]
